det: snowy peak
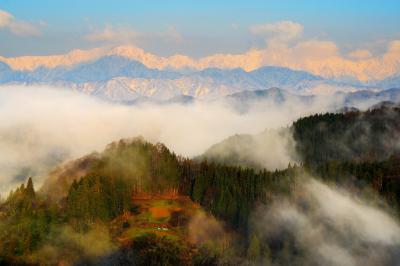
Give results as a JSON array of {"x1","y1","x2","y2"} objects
[{"x1": 1, "y1": 44, "x2": 400, "y2": 83}]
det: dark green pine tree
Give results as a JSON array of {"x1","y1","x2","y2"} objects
[{"x1": 26, "y1": 177, "x2": 35, "y2": 200}]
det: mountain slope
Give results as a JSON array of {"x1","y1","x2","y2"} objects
[
  {"x1": 341, "y1": 88, "x2": 400, "y2": 106},
  {"x1": 226, "y1": 87, "x2": 313, "y2": 107},
  {"x1": 198, "y1": 128, "x2": 296, "y2": 170},
  {"x1": 250, "y1": 66, "x2": 322, "y2": 91},
  {"x1": 0, "y1": 62, "x2": 16, "y2": 83},
  {"x1": 375, "y1": 73, "x2": 400, "y2": 89},
  {"x1": 201, "y1": 104, "x2": 400, "y2": 170}
]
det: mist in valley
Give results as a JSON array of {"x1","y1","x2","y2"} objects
[
  {"x1": 251, "y1": 177, "x2": 400, "y2": 266},
  {"x1": 0, "y1": 84, "x2": 352, "y2": 196}
]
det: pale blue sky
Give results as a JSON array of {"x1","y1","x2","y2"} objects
[{"x1": 0, "y1": 0, "x2": 399, "y2": 57}]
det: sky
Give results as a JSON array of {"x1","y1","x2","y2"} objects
[{"x1": 1, "y1": 0, "x2": 400, "y2": 57}]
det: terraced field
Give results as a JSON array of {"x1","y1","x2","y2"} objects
[{"x1": 110, "y1": 195, "x2": 202, "y2": 244}]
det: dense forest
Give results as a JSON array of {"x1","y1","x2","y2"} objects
[
  {"x1": 292, "y1": 105, "x2": 400, "y2": 213},
  {"x1": 293, "y1": 105, "x2": 400, "y2": 163},
  {"x1": 1, "y1": 105, "x2": 400, "y2": 265}
]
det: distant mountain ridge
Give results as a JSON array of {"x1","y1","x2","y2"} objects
[
  {"x1": 375, "y1": 74, "x2": 400, "y2": 89},
  {"x1": 339, "y1": 88, "x2": 400, "y2": 106},
  {"x1": 0, "y1": 55, "x2": 390, "y2": 102}
]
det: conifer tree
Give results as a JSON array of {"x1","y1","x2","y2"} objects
[
  {"x1": 26, "y1": 177, "x2": 35, "y2": 199},
  {"x1": 247, "y1": 234, "x2": 261, "y2": 262}
]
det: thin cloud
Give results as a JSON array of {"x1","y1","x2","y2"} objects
[
  {"x1": 0, "y1": 9, "x2": 41, "y2": 37},
  {"x1": 160, "y1": 26, "x2": 183, "y2": 43},
  {"x1": 250, "y1": 20, "x2": 304, "y2": 41},
  {"x1": 85, "y1": 24, "x2": 182, "y2": 44},
  {"x1": 348, "y1": 49, "x2": 373, "y2": 60},
  {"x1": 84, "y1": 24, "x2": 138, "y2": 43}
]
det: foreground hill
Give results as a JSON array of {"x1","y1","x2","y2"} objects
[
  {"x1": 41, "y1": 138, "x2": 181, "y2": 201},
  {"x1": 0, "y1": 137, "x2": 300, "y2": 265},
  {"x1": 1, "y1": 133, "x2": 400, "y2": 265}
]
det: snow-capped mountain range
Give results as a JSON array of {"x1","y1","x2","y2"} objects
[
  {"x1": 0, "y1": 44, "x2": 400, "y2": 102},
  {"x1": 0, "y1": 52, "x2": 399, "y2": 102}
]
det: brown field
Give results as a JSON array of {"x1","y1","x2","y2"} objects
[{"x1": 149, "y1": 206, "x2": 170, "y2": 218}]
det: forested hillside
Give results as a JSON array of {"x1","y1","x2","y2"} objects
[
  {"x1": 201, "y1": 105, "x2": 400, "y2": 170},
  {"x1": 0, "y1": 137, "x2": 300, "y2": 265},
  {"x1": 293, "y1": 106, "x2": 400, "y2": 163}
]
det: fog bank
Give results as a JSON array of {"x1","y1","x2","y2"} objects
[
  {"x1": 0, "y1": 85, "x2": 355, "y2": 195},
  {"x1": 253, "y1": 178, "x2": 400, "y2": 266}
]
